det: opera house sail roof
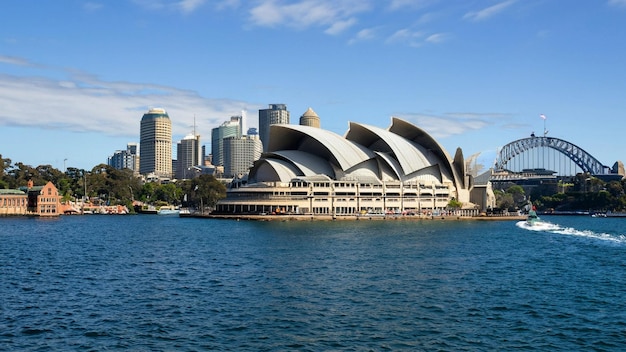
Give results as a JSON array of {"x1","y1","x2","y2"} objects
[{"x1": 249, "y1": 117, "x2": 464, "y2": 188}]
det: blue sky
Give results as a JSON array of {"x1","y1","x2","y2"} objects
[{"x1": 1, "y1": 0, "x2": 625, "y2": 172}]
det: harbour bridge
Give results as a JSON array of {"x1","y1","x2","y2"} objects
[{"x1": 478, "y1": 135, "x2": 622, "y2": 182}]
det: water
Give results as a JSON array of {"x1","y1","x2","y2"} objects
[{"x1": 2, "y1": 215, "x2": 626, "y2": 351}]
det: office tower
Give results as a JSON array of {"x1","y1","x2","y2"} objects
[
  {"x1": 259, "y1": 104, "x2": 289, "y2": 152},
  {"x1": 139, "y1": 108, "x2": 172, "y2": 178},
  {"x1": 176, "y1": 133, "x2": 201, "y2": 179},
  {"x1": 211, "y1": 116, "x2": 241, "y2": 167},
  {"x1": 107, "y1": 143, "x2": 139, "y2": 172},
  {"x1": 299, "y1": 107, "x2": 320, "y2": 128},
  {"x1": 223, "y1": 134, "x2": 262, "y2": 178},
  {"x1": 127, "y1": 143, "x2": 139, "y2": 173}
]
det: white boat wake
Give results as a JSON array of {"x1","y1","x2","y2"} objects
[{"x1": 516, "y1": 220, "x2": 626, "y2": 244}]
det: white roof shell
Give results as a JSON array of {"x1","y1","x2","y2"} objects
[
  {"x1": 268, "y1": 124, "x2": 374, "y2": 171},
  {"x1": 248, "y1": 118, "x2": 465, "y2": 192}
]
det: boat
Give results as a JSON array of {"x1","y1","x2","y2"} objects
[
  {"x1": 157, "y1": 205, "x2": 180, "y2": 215},
  {"x1": 526, "y1": 204, "x2": 541, "y2": 226}
]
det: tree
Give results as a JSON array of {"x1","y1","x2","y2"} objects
[
  {"x1": 0, "y1": 154, "x2": 11, "y2": 179},
  {"x1": 447, "y1": 198, "x2": 463, "y2": 210},
  {"x1": 494, "y1": 189, "x2": 515, "y2": 212},
  {"x1": 506, "y1": 185, "x2": 526, "y2": 204},
  {"x1": 180, "y1": 174, "x2": 226, "y2": 210},
  {"x1": 154, "y1": 183, "x2": 182, "y2": 205}
]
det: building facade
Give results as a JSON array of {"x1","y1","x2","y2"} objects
[
  {"x1": 216, "y1": 117, "x2": 481, "y2": 216},
  {"x1": 211, "y1": 116, "x2": 241, "y2": 167},
  {"x1": 299, "y1": 107, "x2": 320, "y2": 128},
  {"x1": 259, "y1": 104, "x2": 289, "y2": 152},
  {"x1": 176, "y1": 133, "x2": 202, "y2": 179},
  {"x1": 108, "y1": 143, "x2": 139, "y2": 173},
  {"x1": 139, "y1": 108, "x2": 172, "y2": 178},
  {"x1": 0, "y1": 181, "x2": 61, "y2": 216},
  {"x1": 223, "y1": 134, "x2": 263, "y2": 178}
]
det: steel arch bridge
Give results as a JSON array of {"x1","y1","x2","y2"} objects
[{"x1": 495, "y1": 136, "x2": 609, "y2": 176}]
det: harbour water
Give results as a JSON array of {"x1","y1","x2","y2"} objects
[{"x1": 2, "y1": 215, "x2": 626, "y2": 351}]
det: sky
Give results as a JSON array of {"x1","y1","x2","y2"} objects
[{"x1": 1, "y1": 0, "x2": 626, "y2": 172}]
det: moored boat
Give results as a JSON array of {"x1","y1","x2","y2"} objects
[{"x1": 157, "y1": 205, "x2": 180, "y2": 215}]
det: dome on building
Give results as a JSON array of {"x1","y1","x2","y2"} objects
[
  {"x1": 142, "y1": 108, "x2": 170, "y2": 120},
  {"x1": 299, "y1": 107, "x2": 321, "y2": 128}
]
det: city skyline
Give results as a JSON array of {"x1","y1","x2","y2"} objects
[{"x1": 1, "y1": 1, "x2": 626, "y2": 171}]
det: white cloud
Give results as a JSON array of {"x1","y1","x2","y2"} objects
[
  {"x1": 425, "y1": 32, "x2": 448, "y2": 43},
  {"x1": 386, "y1": 28, "x2": 424, "y2": 46},
  {"x1": 388, "y1": 0, "x2": 435, "y2": 11},
  {"x1": 83, "y1": 2, "x2": 104, "y2": 12},
  {"x1": 132, "y1": 0, "x2": 207, "y2": 14},
  {"x1": 215, "y1": 0, "x2": 240, "y2": 10},
  {"x1": 463, "y1": 0, "x2": 516, "y2": 22},
  {"x1": 348, "y1": 27, "x2": 378, "y2": 45},
  {"x1": 248, "y1": 0, "x2": 371, "y2": 33},
  {"x1": 177, "y1": 0, "x2": 207, "y2": 14},
  {"x1": 608, "y1": 0, "x2": 626, "y2": 7},
  {"x1": 0, "y1": 55, "x2": 36, "y2": 67},
  {"x1": 398, "y1": 112, "x2": 501, "y2": 139},
  {"x1": 386, "y1": 29, "x2": 447, "y2": 47},
  {"x1": 0, "y1": 67, "x2": 260, "y2": 142},
  {"x1": 324, "y1": 17, "x2": 357, "y2": 35}
]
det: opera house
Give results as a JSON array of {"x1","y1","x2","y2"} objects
[{"x1": 214, "y1": 116, "x2": 494, "y2": 217}]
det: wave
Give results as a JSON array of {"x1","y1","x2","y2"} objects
[{"x1": 516, "y1": 220, "x2": 626, "y2": 244}]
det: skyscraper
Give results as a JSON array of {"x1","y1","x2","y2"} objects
[
  {"x1": 176, "y1": 133, "x2": 201, "y2": 179},
  {"x1": 107, "y1": 143, "x2": 139, "y2": 173},
  {"x1": 211, "y1": 116, "x2": 241, "y2": 167},
  {"x1": 258, "y1": 104, "x2": 289, "y2": 152},
  {"x1": 299, "y1": 107, "x2": 321, "y2": 128},
  {"x1": 139, "y1": 108, "x2": 172, "y2": 178},
  {"x1": 223, "y1": 134, "x2": 262, "y2": 178}
]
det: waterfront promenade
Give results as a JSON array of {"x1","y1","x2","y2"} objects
[{"x1": 186, "y1": 213, "x2": 526, "y2": 222}]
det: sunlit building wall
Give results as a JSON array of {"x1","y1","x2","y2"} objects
[
  {"x1": 176, "y1": 133, "x2": 201, "y2": 179},
  {"x1": 211, "y1": 116, "x2": 241, "y2": 167},
  {"x1": 259, "y1": 104, "x2": 289, "y2": 152},
  {"x1": 139, "y1": 108, "x2": 172, "y2": 178},
  {"x1": 223, "y1": 134, "x2": 262, "y2": 178}
]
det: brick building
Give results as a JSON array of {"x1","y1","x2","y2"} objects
[{"x1": 0, "y1": 180, "x2": 61, "y2": 216}]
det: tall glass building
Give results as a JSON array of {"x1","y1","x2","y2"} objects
[
  {"x1": 223, "y1": 134, "x2": 262, "y2": 178},
  {"x1": 211, "y1": 116, "x2": 241, "y2": 167},
  {"x1": 258, "y1": 104, "x2": 289, "y2": 152},
  {"x1": 176, "y1": 133, "x2": 201, "y2": 179},
  {"x1": 107, "y1": 143, "x2": 138, "y2": 172},
  {"x1": 139, "y1": 108, "x2": 172, "y2": 178}
]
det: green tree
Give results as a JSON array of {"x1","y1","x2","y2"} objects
[
  {"x1": 447, "y1": 198, "x2": 463, "y2": 210},
  {"x1": 154, "y1": 183, "x2": 182, "y2": 205},
  {"x1": 0, "y1": 154, "x2": 10, "y2": 189},
  {"x1": 494, "y1": 189, "x2": 515, "y2": 211},
  {"x1": 506, "y1": 185, "x2": 526, "y2": 204},
  {"x1": 180, "y1": 174, "x2": 226, "y2": 211}
]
